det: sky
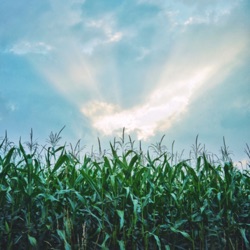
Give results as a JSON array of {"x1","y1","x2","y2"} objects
[{"x1": 0, "y1": 0, "x2": 250, "y2": 163}]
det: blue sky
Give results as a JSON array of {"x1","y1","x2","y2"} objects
[{"x1": 0, "y1": 0, "x2": 249, "y2": 162}]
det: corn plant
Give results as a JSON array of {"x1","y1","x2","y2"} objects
[{"x1": 0, "y1": 131, "x2": 249, "y2": 249}]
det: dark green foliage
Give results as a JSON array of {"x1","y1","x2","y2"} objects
[{"x1": 0, "y1": 132, "x2": 249, "y2": 249}]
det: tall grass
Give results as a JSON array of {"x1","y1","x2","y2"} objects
[{"x1": 0, "y1": 129, "x2": 249, "y2": 249}]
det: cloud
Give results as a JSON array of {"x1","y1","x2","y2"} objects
[
  {"x1": 7, "y1": 41, "x2": 53, "y2": 55},
  {"x1": 80, "y1": 1, "x2": 249, "y2": 141},
  {"x1": 0, "y1": 94, "x2": 17, "y2": 121},
  {"x1": 182, "y1": 4, "x2": 236, "y2": 26},
  {"x1": 81, "y1": 31, "x2": 123, "y2": 55},
  {"x1": 107, "y1": 32, "x2": 123, "y2": 43},
  {"x1": 2, "y1": 0, "x2": 248, "y2": 147},
  {"x1": 137, "y1": 0, "x2": 239, "y2": 28},
  {"x1": 81, "y1": 15, "x2": 123, "y2": 54},
  {"x1": 4, "y1": 1, "x2": 124, "y2": 105},
  {"x1": 81, "y1": 67, "x2": 213, "y2": 140},
  {"x1": 2, "y1": 0, "x2": 101, "y2": 105}
]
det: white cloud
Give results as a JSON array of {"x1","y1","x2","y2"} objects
[
  {"x1": 183, "y1": 16, "x2": 206, "y2": 26},
  {"x1": 143, "y1": 0, "x2": 238, "y2": 28},
  {"x1": 81, "y1": 66, "x2": 213, "y2": 140},
  {"x1": 234, "y1": 158, "x2": 249, "y2": 171},
  {"x1": 4, "y1": 0, "x2": 248, "y2": 145},
  {"x1": 8, "y1": 1, "x2": 101, "y2": 104},
  {"x1": 80, "y1": 11, "x2": 249, "y2": 141},
  {"x1": 8, "y1": 41, "x2": 53, "y2": 55},
  {"x1": 82, "y1": 16, "x2": 123, "y2": 54},
  {"x1": 82, "y1": 101, "x2": 119, "y2": 118},
  {"x1": 81, "y1": 31, "x2": 123, "y2": 55},
  {"x1": 183, "y1": 7, "x2": 232, "y2": 26},
  {"x1": 107, "y1": 32, "x2": 123, "y2": 43}
]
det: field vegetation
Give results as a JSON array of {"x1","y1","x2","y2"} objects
[{"x1": 0, "y1": 128, "x2": 249, "y2": 249}]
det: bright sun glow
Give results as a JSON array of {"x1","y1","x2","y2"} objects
[{"x1": 81, "y1": 67, "x2": 213, "y2": 140}]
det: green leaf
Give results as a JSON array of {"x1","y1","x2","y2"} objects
[
  {"x1": 75, "y1": 191, "x2": 85, "y2": 203},
  {"x1": 68, "y1": 197, "x2": 77, "y2": 211},
  {"x1": 131, "y1": 196, "x2": 139, "y2": 214},
  {"x1": 57, "y1": 229, "x2": 66, "y2": 241},
  {"x1": 100, "y1": 234, "x2": 110, "y2": 249},
  {"x1": 117, "y1": 240, "x2": 126, "y2": 250},
  {"x1": 3, "y1": 147, "x2": 15, "y2": 166},
  {"x1": 65, "y1": 243, "x2": 71, "y2": 250},
  {"x1": 80, "y1": 169, "x2": 101, "y2": 199},
  {"x1": 28, "y1": 234, "x2": 37, "y2": 247},
  {"x1": 240, "y1": 228, "x2": 250, "y2": 249},
  {"x1": 170, "y1": 227, "x2": 193, "y2": 242},
  {"x1": 174, "y1": 219, "x2": 188, "y2": 229},
  {"x1": 5, "y1": 221, "x2": 10, "y2": 233},
  {"x1": 53, "y1": 155, "x2": 68, "y2": 173},
  {"x1": 150, "y1": 233, "x2": 161, "y2": 249},
  {"x1": 129, "y1": 154, "x2": 139, "y2": 168},
  {"x1": 124, "y1": 186, "x2": 130, "y2": 198},
  {"x1": 116, "y1": 210, "x2": 124, "y2": 229}
]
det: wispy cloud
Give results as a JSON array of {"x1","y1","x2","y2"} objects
[
  {"x1": 2, "y1": 0, "x2": 249, "y2": 147},
  {"x1": 82, "y1": 16, "x2": 123, "y2": 54},
  {"x1": 4, "y1": 1, "x2": 101, "y2": 105},
  {"x1": 6, "y1": 1, "x2": 124, "y2": 106},
  {"x1": 80, "y1": 3, "x2": 249, "y2": 141},
  {"x1": 81, "y1": 31, "x2": 123, "y2": 55},
  {"x1": 7, "y1": 41, "x2": 53, "y2": 55},
  {"x1": 137, "y1": 0, "x2": 238, "y2": 28}
]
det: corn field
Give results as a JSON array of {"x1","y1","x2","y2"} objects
[{"x1": 0, "y1": 129, "x2": 249, "y2": 249}]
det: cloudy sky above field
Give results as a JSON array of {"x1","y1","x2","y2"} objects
[{"x1": 0, "y1": 0, "x2": 250, "y2": 161}]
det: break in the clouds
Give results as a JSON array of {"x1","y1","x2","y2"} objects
[{"x1": 0, "y1": 0, "x2": 249, "y2": 161}]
